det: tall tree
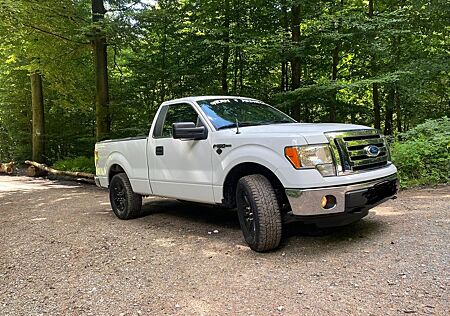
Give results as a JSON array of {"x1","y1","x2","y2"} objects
[
  {"x1": 280, "y1": 1, "x2": 289, "y2": 92},
  {"x1": 384, "y1": 86, "x2": 394, "y2": 135},
  {"x1": 221, "y1": 0, "x2": 231, "y2": 94},
  {"x1": 291, "y1": 4, "x2": 301, "y2": 120},
  {"x1": 92, "y1": 0, "x2": 110, "y2": 141},
  {"x1": 329, "y1": 0, "x2": 344, "y2": 122},
  {"x1": 368, "y1": 0, "x2": 381, "y2": 129},
  {"x1": 31, "y1": 72, "x2": 45, "y2": 162}
]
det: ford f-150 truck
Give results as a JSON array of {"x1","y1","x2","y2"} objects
[{"x1": 95, "y1": 96, "x2": 398, "y2": 251}]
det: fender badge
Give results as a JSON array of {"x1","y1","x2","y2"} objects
[{"x1": 213, "y1": 144, "x2": 232, "y2": 155}]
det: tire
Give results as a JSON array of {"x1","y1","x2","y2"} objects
[
  {"x1": 109, "y1": 173, "x2": 142, "y2": 220},
  {"x1": 236, "y1": 174, "x2": 282, "y2": 252}
]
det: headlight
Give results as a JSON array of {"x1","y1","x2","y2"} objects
[{"x1": 284, "y1": 144, "x2": 336, "y2": 176}]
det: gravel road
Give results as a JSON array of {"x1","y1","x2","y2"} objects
[{"x1": 0, "y1": 175, "x2": 449, "y2": 315}]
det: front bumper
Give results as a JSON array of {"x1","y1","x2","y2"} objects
[
  {"x1": 285, "y1": 173, "x2": 398, "y2": 218},
  {"x1": 94, "y1": 176, "x2": 101, "y2": 187}
]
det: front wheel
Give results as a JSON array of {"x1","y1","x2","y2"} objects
[
  {"x1": 109, "y1": 173, "x2": 142, "y2": 220},
  {"x1": 236, "y1": 174, "x2": 282, "y2": 252}
]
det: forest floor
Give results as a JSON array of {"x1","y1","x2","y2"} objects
[{"x1": 0, "y1": 175, "x2": 449, "y2": 316}]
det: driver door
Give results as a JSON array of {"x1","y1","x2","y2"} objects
[{"x1": 148, "y1": 102, "x2": 215, "y2": 203}]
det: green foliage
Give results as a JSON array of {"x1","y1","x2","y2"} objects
[
  {"x1": 0, "y1": 0, "x2": 95, "y2": 162},
  {"x1": 391, "y1": 117, "x2": 450, "y2": 187},
  {"x1": 53, "y1": 156, "x2": 95, "y2": 174},
  {"x1": 0, "y1": 0, "x2": 448, "y2": 180}
]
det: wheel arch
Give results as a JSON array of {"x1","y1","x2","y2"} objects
[
  {"x1": 108, "y1": 163, "x2": 126, "y2": 185},
  {"x1": 222, "y1": 162, "x2": 288, "y2": 209}
]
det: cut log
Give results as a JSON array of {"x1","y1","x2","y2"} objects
[
  {"x1": 24, "y1": 160, "x2": 95, "y2": 180},
  {"x1": 26, "y1": 165, "x2": 47, "y2": 177},
  {"x1": 0, "y1": 162, "x2": 15, "y2": 175}
]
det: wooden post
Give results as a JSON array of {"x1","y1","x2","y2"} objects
[{"x1": 31, "y1": 72, "x2": 45, "y2": 163}]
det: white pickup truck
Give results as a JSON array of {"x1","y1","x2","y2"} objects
[{"x1": 95, "y1": 96, "x2": 398, "y2": 251}]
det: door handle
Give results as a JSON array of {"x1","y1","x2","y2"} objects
[{"x1": 155, "y1": 146, "x2": 164, "y2": 156}]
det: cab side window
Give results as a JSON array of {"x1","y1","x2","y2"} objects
[{"x1": 153, "y1": 103, "x2": 201, "y2": 138}]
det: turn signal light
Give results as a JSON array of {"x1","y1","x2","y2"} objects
[{"x1": 284, "y1": 147, "x2": 301, "y2": 169}]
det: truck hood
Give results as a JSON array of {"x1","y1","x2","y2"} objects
[{"x1": 233, "y1": 123, "x2": 372, "y2": 144}]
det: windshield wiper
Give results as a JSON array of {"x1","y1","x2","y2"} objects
[{"x1": 217, "y1": 122, "x2": 263, "y2": 130}]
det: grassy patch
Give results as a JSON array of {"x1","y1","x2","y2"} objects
[
  {"x1": 52, "y1": 156, "x2": 95, "y2": 174},
  {"x1": 391, "y1": 117, "x2": 449, "y2": 188}
]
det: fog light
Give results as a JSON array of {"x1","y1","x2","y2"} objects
[{"x1": 321, "y1": 195, "x2": 337, "y2": 209}]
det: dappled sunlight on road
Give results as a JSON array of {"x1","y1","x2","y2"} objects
[
  {"x1": 414, "y1": 194, "x2": 450, "y2": 199},
  {"x1": 0, "y1": 175, "x2": 81, "y2": 198},
  {"x1": 372, "y1": 206, "x2": 404, "y2": 216}
]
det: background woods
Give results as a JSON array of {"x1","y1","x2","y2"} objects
[{"x1": 0, "y1": 1, "x2": 448, "y2": 175}]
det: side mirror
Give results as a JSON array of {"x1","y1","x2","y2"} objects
[{"x1": 172, "y1": 122, "x2": 207, "y2": 140}]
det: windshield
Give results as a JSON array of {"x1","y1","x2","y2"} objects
[{"x1": 197, "y1": 98, "x2": 296, "y2": 130}]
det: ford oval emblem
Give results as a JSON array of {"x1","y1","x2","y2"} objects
[{"x1": 364, "y1": 145, "x2": 380, "y2": 157}]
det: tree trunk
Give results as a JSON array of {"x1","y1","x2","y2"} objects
[
  {"x1": 232, "y1": 0, "x2": 240, "y2": 94},
  {"x1": 393, "y1": 36, "x2": 402, "y2": 134},
  {"x1": 396, "y1": 86, "x2": 402, "y2": 133},
  {"x1": 368, "y1": 0, "x2": 380, "y2": 129},
  {"x1": 92, "y1": 0, "x2": 110, "y2": 141},
  {"x1": 160, "y1": 18, "x2": 168, "y2": 103},
  {"x1": 281, "y1": 1, "x2": 289, "y2": 92},
  {"x1": 384, "y1": 87, "x2": 394, "y2": 135},
  {"x1": 233, "y1": 48, "x2": 238, "y2": 94},
  {"x1": 291, "y1": 4, "x2": 301, "y2": 121},
  {"x1": 221, "y1": 0, "x2": 230, "y2": 94},
  {"x1": 330, "y1": 42, "x2": 339, "y2": 122},
  {"x1": 31, "y1": 72, "x2": 45, "y2": 163},
  {"x1": 238, "y1": 49, "x2": 243, "y2": 92},
  {"x1": 329, "y1": 0, "x2": 344, "y2": 122},
  {"x1": 373, "y1": 83, "x2": 381, "y2": 129},
  {"x1": 368, "y1": 0, "x2": 374, "y2": 17}
]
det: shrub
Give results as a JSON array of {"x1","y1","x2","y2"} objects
[
  {"x1": 391, "y1": 117, "x2": 449, "y2": 187},
  {"x1": 53, "y1": 156, "x2": 95, "y2": 174}
]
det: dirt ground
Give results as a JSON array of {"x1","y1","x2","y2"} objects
[{"x1": 0, "y1": 175, "x2": 449, "y2": 316}]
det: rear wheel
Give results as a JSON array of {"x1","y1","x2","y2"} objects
[
  {"x1": 236, "y1": 174, "x2": 282, "y2": 252},
  {"x1": 109, "y1": 173, "x2": 142, "y2": 220}
]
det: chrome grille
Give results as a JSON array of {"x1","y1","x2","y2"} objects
[{"x1": 326, "y1": 130, "x2": 390, "y2": 175}]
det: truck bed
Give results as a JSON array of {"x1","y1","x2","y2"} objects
[{"x1": 95, "y1": 137, "x2": 151, "y2": 195}]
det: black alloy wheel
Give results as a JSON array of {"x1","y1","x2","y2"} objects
[
  {"x1": 109, "y1": 173, "x2": 142, "y2": 220},
  {"x1": 236, "y1": 174, "x2": 282, "y2": 252}
]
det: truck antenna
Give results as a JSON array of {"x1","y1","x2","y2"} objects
[{"x1": 235, "y1": 118, "x2": 241, "y2": 134}]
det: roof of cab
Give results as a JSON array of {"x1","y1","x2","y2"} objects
[{"x1": 161, "y1": 95, "x2": 256, "y2": 105}]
